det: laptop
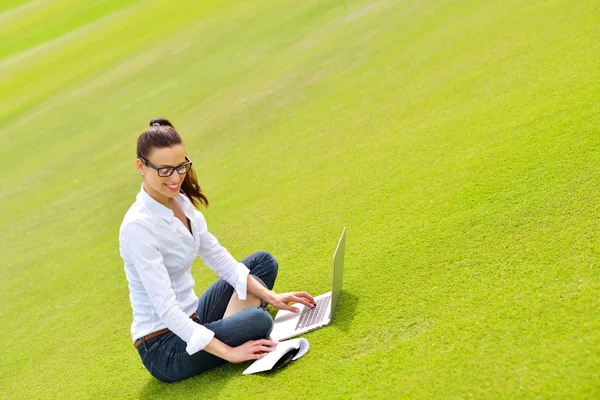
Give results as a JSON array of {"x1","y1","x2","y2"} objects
[{"x1": 270, "y1": 227, "x2": 346, "y2": 341}]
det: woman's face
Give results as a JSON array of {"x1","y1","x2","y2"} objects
[{"x1": 136, "y1": 144, "x2": 187, "y2": 204}]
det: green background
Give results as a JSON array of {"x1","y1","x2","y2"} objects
[{"x1": 1, "y1": 0, "x2": 599, "y2": 398}]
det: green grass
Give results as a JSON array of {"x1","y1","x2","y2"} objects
[{"x1": 1, "y1": 0, "x2": 599, "y2": 398}]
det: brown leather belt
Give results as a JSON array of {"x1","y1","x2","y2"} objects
[{"x1": 134, "y1": 313, "x2": 197, "y2": 349}]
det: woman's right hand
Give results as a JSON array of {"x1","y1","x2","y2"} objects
[{"x1": 225, "y1": 339, "x2": 278, "y2": 363}]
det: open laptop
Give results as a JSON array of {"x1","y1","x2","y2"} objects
[{"x1": 270, "y1": 227, "x2": 346, "y2": 341}]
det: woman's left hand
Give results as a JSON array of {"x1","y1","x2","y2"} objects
[{"x1": 269, "y1": 292, "x2": 316, "y2": 313}]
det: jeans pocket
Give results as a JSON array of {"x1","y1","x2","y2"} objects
[
  {"x1": 146, "y1": 337, "x2": 161, "y2": 353},
  {"x1": 139, "y1": 337, "x2": 161, "y2": 366}
]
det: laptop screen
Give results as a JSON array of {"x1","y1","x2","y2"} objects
[{"x1": 330, "y1": 227, "x2": 346, "y2": 316}]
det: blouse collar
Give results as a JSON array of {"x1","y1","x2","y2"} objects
[{"x1": 136, "y1": 185, "x2": 190, "y2": 221}]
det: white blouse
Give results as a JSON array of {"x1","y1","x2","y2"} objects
[{"x1": 119, "y1": 187, "x2": 249, "y2": 355}]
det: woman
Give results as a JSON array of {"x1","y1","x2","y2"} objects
[{"x1": 119, "y1": 118, "x2": 315, "y2": 382}]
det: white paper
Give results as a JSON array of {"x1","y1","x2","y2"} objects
[{"x1": 242, "y1": 338, "x2": 309, "y2": 375}]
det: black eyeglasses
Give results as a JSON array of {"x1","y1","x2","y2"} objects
[{"x1": 140, "y1": 156, "x2": 192, "y2": 177}]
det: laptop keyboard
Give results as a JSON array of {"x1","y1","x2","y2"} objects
[{"x1": 296, "y1": 295, "x2": 331, "y2": 330}]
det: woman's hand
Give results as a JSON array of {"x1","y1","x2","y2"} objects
[
  {"x1": 225, "y1": 339, "x2": 279, "y2": 363},
  {"x1": 269, "y1": 292, "x2": 316, "y2": 313}
]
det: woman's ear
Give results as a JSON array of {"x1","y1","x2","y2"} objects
[{"x1": 136, "y1": 159, "x2": 145, "y2": 175}]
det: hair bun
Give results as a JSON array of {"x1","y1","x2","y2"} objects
[{"x1": 149, "y1": 118, "x2": 174, "y2": 128}]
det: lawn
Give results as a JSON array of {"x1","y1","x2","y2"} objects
[{"x1": 1, "y1": 0, "x2": 599, "y2": 398}]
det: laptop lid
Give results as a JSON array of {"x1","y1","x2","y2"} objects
[{"x1": 330, "y1": 227, "x2": 346, "y2": 317}]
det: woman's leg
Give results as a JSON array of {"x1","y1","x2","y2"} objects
[
  {"x1": 240, "y1": 250, "x2": 279, "y2": 290},
  {"x1": 223, "y1": 250, "x2": 279, "y2": 317},
  {"x1": 196, "y1": 250, "x2": 278, "y2": 323}
]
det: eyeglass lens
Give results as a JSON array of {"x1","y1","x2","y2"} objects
[{"x1": 157, "y1": 163, "x2": 191, "y2": 177}]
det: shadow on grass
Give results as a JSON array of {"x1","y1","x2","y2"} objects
[
  {"x1": 138, "y1": 366, "x2": 233, "y2": 399},
  {"x1": 332, "y1": 289, "x2": 359, "y2": 332}
]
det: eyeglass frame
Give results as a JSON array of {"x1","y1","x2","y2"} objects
[{"x1": 139, "y1": 156, "x2": 193, "y2": 177}]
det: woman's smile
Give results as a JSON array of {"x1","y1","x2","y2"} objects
[{"x1": 165, "y1": 183, "x2": 180, "y2": 192}]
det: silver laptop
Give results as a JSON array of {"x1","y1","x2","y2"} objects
[{"x1": 270, "y1": 228, "x2": 346, "y2": 341}]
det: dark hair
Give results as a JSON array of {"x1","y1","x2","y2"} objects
[{"x1": 137, "y1": 118, "x2": 208, "y2": 208}]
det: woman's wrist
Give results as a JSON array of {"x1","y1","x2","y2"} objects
[
  {"x1": 204, "y1": 337, "x2": 234, "y2": 361},
  {"x1": 248, "y1": 275, "x2": 276, "y2": 305},
  {"x1": 263, "y1": 289, "x2": 277, "y2": 305}
]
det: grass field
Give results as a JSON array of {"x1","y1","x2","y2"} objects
[{"x1": 1, "y1": 0, "x2": 599, "y2": 398}]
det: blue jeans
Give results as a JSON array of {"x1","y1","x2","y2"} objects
[{"x1": 137, "y1": 250, "x2": 278, "y2": 382}]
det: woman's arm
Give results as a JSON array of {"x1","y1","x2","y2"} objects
[
  {"x1": 203, "y1": 336, "x2": 278, "y2": 363},
  {"x1": 246, "y1": 275, "x2": 316, "y2": 312}
]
